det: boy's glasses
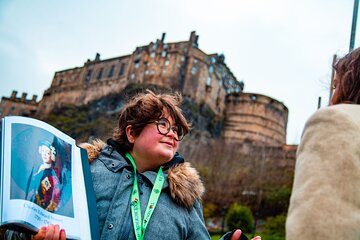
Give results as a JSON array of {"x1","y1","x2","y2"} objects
[{"x1": 151, "y1": 118, "x2": 185, "y2": 141}]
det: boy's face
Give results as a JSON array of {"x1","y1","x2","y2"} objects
[
  {"x1": 130, "y1": 115, "x2": 179, "y2": 169},
  {"x1": 40, "y1": 145, "x2": 52, "y2": 164}
]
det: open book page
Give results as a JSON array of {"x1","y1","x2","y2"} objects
[{"x1": 1, "y1": 116, "x2": 94, "y2": 239}]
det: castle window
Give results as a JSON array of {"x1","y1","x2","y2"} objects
[
  {"x1": 251, "y1": 95, "x2": 257, "y2": 101},
  {"x1": 85, "y1": 70, "x2": 92, "y2": 81},
  {"x1": 163, "y1": 44, "x2": 168, "y2": 49},
  {"x1": 191, "y1": 66, "x2": 197, "y2": 75},
  {"x1": 150, "y1": 52, "x2": 156, "y2": 58},
  {"x1": 130, "y1": 73, "x2": 135, "y2": 79},
  {"x1": 211, "y1": 57, "x2": 216, "y2": 64},
  {"x1": 165, "y1": 60, "x2": 170, "y2": 66},
  {"x1": 108, "y1": 65, "x2": 115, "y2": 78},
  {"x1": 150, "y1": 70, "x2": 155, "y2": 75},
  {"x1": 184, "y1": 48, "x2": 188, "y2": 53},
  {"x1": 145, "y1": 70, "x2": 149, "y2": 75},
  {"x1": 97, "y1": 68, "x2": 103, "y2": 80},
  {"x1": 161, "y1": 51, "x2": 167, "y2": 58},
  {"x1": 209, "y1": 66, "x2": 214, "y2": 73},
  {"x1": 193, "y1": 59, "x2": 198, "y2": 64},
  {"x1": 135, "y1": 62, "x2": 140, "y2": 69},
  {"x1": 181, "y1": 56, "x2": 185, "y2": 62},
  {"x1": 119, "y1": 63, "x2": 125, "y2": 76},
  {"x1": 58, "y1": 79, "x2": 63, "y2": 85},
  {"x1": 207, "y1": 77, "x2": 212, "y2": 86}
]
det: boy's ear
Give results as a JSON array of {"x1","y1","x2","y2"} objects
[{"x1": 126, "y1": 125, "x2": 135, "y2": 143}]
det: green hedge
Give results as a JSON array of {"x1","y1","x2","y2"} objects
[{"x1": 225, "y1": 203, "x2": 254, "y2": 233}]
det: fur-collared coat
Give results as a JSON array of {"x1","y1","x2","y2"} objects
[
  {"x1": 81, "y1": 139, "x2": 210, "y2": 240},
  {"x1": 286, "y1": 104, "x2": 360, "y2": 239}
]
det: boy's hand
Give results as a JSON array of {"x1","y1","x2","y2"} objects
[
  {"x1": 32, "y1": 224, "x2": 66, "y2": 240},
  {"x1": 230, "y1": 229, "x2": 261, "y2": 240}
]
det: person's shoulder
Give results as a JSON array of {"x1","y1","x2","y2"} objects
[
  {"x1": 332, "y1": 104, "x2": 360, "y2": 118},
  {"x1": 310, "y1": 104, "x2": 360, "y2": 123}
]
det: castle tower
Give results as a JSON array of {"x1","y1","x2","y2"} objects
[{"x1": 223, "y1": 92, "x2": 288, "y2": 146}]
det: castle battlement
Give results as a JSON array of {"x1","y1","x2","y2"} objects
[{"x1": 0, "y1": 91, "x2": 39, "y2": 117}]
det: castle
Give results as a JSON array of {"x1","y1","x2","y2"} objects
[{"x1": 0, "y1": 31, "x2": 290, "y2": 147}]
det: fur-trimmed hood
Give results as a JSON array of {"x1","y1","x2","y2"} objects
[{"x1": 80, "y1": 139, "x2": 205, "y2": 208}]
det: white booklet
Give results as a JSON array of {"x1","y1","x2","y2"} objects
[{"x1": 0, "y1": 116, "x2": 99, "y2": 239}]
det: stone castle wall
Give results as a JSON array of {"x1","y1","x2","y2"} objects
[
  {"x1": 0, "y1": 91, "x2": 38, "y2": 118},
  {"x1": 223, "y1": 93, "x2": 288, "y2": 146},
  {"x1": 36, "y1": 55, "x2": 131, "y2": 115}
]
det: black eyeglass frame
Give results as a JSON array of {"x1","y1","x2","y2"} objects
[{"x1": 151, "y1": 118, "x2": 185, "y2": 141}]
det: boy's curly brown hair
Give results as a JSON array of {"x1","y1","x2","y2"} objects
[{"x1": 113, "y1": 90, "x2": 190, "y2": 152}]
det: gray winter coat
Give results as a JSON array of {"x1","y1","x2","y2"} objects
[{"x1": 83, "y1": 139, "x2": 210, "y2": 240}]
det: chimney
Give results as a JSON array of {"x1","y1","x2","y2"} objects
[
  {"x1": 195, "y1": 35, "x2": 199, "y2": 45},
  {"x1": 189, "y1": 31, "x2": 196, "y2": 43},
  {"x1": 95, "y1": 53, "x2": 100, "y2": 61},
  {"x1": 189, "y1": 31, "x2": 199, "y2": 48},
  {"x1": 10, "y1": 90, "x2": 17, "y2": 99},
  {"x1": 161, "y1": 33, "x2": 166, "y2": 43},
  {"x1": 32, "y1": 95, "x2": 38, "y2": 103},
  {"x1": 21, "y1": 92, "x2": 27, "y2": 102}
]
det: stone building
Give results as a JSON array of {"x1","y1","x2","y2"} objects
[
  {"x1": 35, "y1": 31, "x2": 243, "y2": 116},
  {"x1": 0, "y1": 91, "x2": 38, "y2": 118},
  {"x1": 0, "y1": 31, "x2": 293, "y2": 153}
]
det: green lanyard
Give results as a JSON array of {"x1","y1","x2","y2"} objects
[{"x1": 125, "y1": 153, "x2": 165, "y2": 240}]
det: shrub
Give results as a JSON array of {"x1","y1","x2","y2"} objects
[
  {"x1": 262, "y1": 187, "x2": 291, "y2": 216},
  {"x1": 225, "y1": 203, "x2": 254, "y2": 232},
  {"x1": 263, "y1": 214, "x2": 286, "y2": 237}
]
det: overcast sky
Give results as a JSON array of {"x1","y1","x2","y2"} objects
[{"x1": 0, "y1": 0, "x2": 356, "y2": 144}]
